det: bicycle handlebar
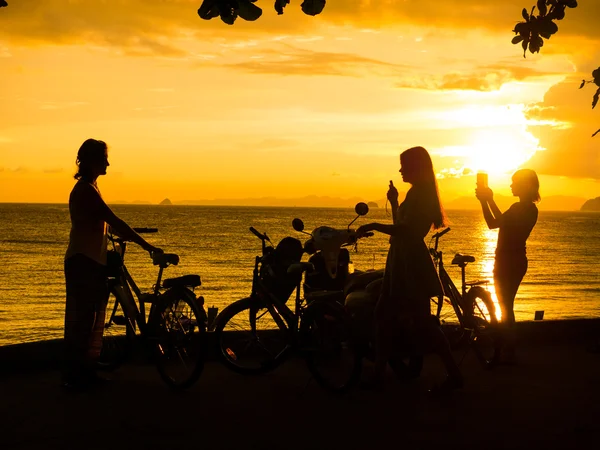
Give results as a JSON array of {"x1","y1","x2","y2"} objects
[
  {"x1": 431, "y1": 227, "x2": 451, "y2": 255},
  {"x1": 432, "y1": 227, "x2": 450, "y2": 239},
  {"x1": 249, "y1": 226, "x2": 271, "y2": 243}
]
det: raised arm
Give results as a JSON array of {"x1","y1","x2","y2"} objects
[{"x1": 476, "y1": 187, "x2": 502, "y2": 229}]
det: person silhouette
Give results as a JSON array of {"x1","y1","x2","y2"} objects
[
  {"x1": 357, "y1": 146, "x2": 463, "y2": 393},
  {"x1": 476, "y1": 169, "x2": 540, "y2": 364},
  {"x1": 62, "y1": 138, "x2": 162, "y2": 390}
]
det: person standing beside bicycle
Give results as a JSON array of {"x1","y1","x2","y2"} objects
[
  {"x1": 357, "y1": 146, "x2": 463, "y2": 394},
  {"x1": 476, "y1": 169, "x2": 540, "y2": 365},
  {"x1": 62, "y1": 138, "x2": 162, "y2": 390}
]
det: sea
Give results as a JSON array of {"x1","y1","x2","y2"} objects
[{"x1": 0, "y1": 203, "x2": 599, "y2": 346}]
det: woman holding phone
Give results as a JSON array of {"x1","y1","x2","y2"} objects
[
  {"x1": 476, "y1": 169, "x2": 540, "y2": 364},
  {"x1": 357, "y1": 146, "x2": 462, "y2": 393}
]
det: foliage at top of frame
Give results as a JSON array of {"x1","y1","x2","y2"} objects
[
  {"x1": 512, "y1": 0, "x2": 577, "y2": 57},
  {"x1": 197, "y1": 0, "x2": 325, "y2": 25}
]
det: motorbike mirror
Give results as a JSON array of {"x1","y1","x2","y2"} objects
[
  {"x1": 292, "y1": 218, "x2": 304, "y2": 232},
  {"x1": 355, "y1": 202, "x2": 369, "y2": 216}
]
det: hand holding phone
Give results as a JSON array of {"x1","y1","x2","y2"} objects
[
  {"x1": 387, "y1": 179, "x2": 398, "y2": 203},
  {"x1": 476, "y1": 172, "x2": 488, "y2": 188}
]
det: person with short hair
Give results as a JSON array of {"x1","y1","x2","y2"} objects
[{"x1": 62, "y1": 138, "x2": 162, "y2": 390}]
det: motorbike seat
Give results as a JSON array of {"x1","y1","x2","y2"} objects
[{"x1": 451, "y1": 253, "x2": 475, "y2": 265}]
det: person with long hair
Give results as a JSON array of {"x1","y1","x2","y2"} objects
[
  {"x1": 357, "y1": 146, "x2": 462, "y2": 393},
  {"x1": 62, "y1": 138, "x2": 162, "y2": 390},
  {"x1": 476, "y1": 169, "x2": 539, "y2": 364}
]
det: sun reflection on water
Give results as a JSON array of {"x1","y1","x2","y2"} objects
[{"x1": 479, "y1": 226, "x2": 502, "y2": 321}]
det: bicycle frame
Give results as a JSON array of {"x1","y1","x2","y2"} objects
[
  {"x1": 249, "y1": 253, "x2": 305, "y2": 342},
  {"x1": 106, "y1": 235, "x2": 165, "y2": 337}
]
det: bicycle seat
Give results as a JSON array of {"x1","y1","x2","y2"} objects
[
  {"x1": 153, "y1": 253, "x2": 180, "y2": 267},
  {"x1": 287, "y1": 262, "x2": 314, "y2": 275},
  {"x1": 163, "y1": 274, "x2": 201, "y2": 289},
  {"x1": 451, "y1": 253, "x2": 475, "y2": 265}
]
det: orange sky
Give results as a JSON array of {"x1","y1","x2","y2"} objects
[{"x1": 0, "y1": 1, "x2": 599, "y2": 206}]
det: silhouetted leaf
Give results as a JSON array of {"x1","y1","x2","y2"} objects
[
  {"x1": 301, "y1": 0, "x2": 326, "y2": 16},
  {"x1": 538, "y1": 19, "x2": 558, "y2": 38},
  {"x1": 553, "y1": 6, "x2": 566, "y2": 20},
  {"x1": 237, "y1": 0, "x2": 262, "y2": 21},
  {"x1": 274, "y1": 0, "x2": 289, "y2": 15},
  {"x1": 593, "y1": 87, "x2": 600, "y2": 109},
  {"x1": 198, "y1": 0, "x2": 220, "y2": 20},
  {"x1": 522, "y1": 7, "x2": 529, "y2": 20},
  {"x1": 579, "y1": 80, "x2": 586, "y2": 89},
  {"x1": 0, "y1": 0, "x2": 7, "y2": 7},
  {"x1": 593, "y1": 67, "x2": 600, "y2": 86},
  {"x1": 514, "y1": 22, "x2": 528, "y2": 34},
  {"x1": 592, "y1": 128, "x2": 600, "y2": 138},
  {"x1": 537, "y1": 0, "x2": 547, "y2": 16},
  {"x1": 522, "y1": 37, "x2": 529, "y2": 58},
  {"x1": 512, "y1": 35, "x2": 524, "y2": 44}
]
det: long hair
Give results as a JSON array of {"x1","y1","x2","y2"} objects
[
  {"x1": 400, "y1": 146, "x2": 448, "y2": 229},
  {"x1": 513, "y1": 168, "x2": 541, "y2": 203},
  {"x1": 74, "y1": 139, "x2": 107, "y2": 181}
]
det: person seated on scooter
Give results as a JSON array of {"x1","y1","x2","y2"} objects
[{"x1": 356, "y1": 146, "x2": 463, "y2": 394}]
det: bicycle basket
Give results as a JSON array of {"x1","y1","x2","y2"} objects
[
  {"x1": 260, "y1": 236, "x2": 304, "y2": 303},
  {"x1": 106, "y1": 250, "x2": 123, "y2": 278}
]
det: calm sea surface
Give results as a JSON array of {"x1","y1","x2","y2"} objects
[{"x1": 0, "y1": 203, "x2": 599, "y2": 346}]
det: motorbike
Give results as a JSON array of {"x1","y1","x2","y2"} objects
[{"x1": 291, "y1": 202, "x2": 424, "y2": 380}]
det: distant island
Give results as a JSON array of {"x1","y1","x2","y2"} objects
[
  {"x1": 104, "y1": 193, "x2": 595, "y2": 210},
  {"x1": 581, "y1": 197, "x2": 600, "y2": 212}
]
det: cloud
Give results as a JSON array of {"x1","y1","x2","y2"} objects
[
  {"x1": 526, "y1": 67, "x2": 600, "y2": 179},
  {"x1": 395, "y1": 63, "x2": 563, "y2": 91},
  {"x1": 221, "y1": 45, "x2": 411, "y2": 77}
]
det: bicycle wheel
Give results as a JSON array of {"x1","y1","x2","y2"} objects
[
  {"x1": 153, "y1": 288, "x2": 206, "y2": 390},
  {"x1": 300, "y1": 302, "x2": 362, "y2": 393},
  {"x1": 466, "y1": 286, "x2": 499, "y2": 369},
  {"x1": 213, "y1": 296, "x2": 290, "y2": 375},
  {"x1": 97, "y1": 287, "x2": 134, "y2": 371},
  {"x1": 431, "y1": 295, "x2": 468, "y2": 349}
]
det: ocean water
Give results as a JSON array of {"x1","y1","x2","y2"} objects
[{"x1": 0, "y1": 203, "x2": 599, "y2": 346}]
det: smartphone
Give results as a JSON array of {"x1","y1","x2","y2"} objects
[{"x1": 476, "y1": 172, "x2": 488, "y2": 188}]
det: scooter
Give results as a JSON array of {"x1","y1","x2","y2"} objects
[{"x1": 291, "y1": 203, "x2": 424, "y2": 380}]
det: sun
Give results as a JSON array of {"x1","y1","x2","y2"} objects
[{"x1": 465, "y1": 128, "x2": 539, "y2": 176}]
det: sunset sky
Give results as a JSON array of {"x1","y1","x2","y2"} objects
[{"x1": 0, "y1": 0, "x2": 599, "y2": 206}]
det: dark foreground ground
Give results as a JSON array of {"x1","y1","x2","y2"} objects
[{"x1": 2, "y1": 336, "x2": 600, "y2": 450}]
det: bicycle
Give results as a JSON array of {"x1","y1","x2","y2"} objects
[
  {"x1": 212, "y1": 226, "x2": 362, "y2": 393},
  {"x1": 98, "y1": 227, "x2": 207, "y2": 390},
  {"x1": 429, "y1": 227, "x2": 499, "y2": 368}
]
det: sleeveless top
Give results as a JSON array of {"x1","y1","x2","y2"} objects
[
  {"x1": 65, "y1": 180, "x2": 108, "y2": 266},
  {"x1": 496, "y1": 202, "x2": 538, "y2": 259}
]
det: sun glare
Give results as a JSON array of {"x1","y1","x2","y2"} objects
[
  {"x1": 434, "y1": 104, "x2": 540, "y2": 177},
  {"x1": 466, "y1": 128, "x2": 539, "y2": 175}
]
